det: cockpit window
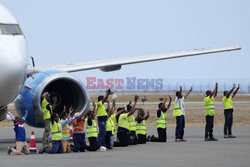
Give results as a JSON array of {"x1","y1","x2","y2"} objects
[{"x1": 0, "y1": 24, "x2": 22, "y2": 35}]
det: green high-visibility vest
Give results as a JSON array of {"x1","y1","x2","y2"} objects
[
  {"x1": 106, "y1": 117, "x2": 115, "y2": 135},
  {"x1": 128, "y1": 115, "x2": 136, "y2": 131},
  {"x1": 223, "y1": 96, "x2": 233, "y2": 110},
  {"x1": 156, "y1": 111, "x2": 167, "y2": 129},
  {"x1": 97, "y1": 101, "x2": 107, "y2": 117},
  {"x1": 41, "y1": 99, "x2": 51, "y2": 120},
  {"x1": 136, "y1": 120, "x2": 147, "y2": 135},
  {"x1": 50, "y1": 121, "x2": 62, "y2": 141},
  {"x1": 173, "y1": 98, "x2": 185, "y2": 117},
  {"x1": 85, "y1": 118, "x2": 98, "y2": 138},
  {"x1": 62, "y1": 124, "x2": 70, "y2": 139},
  {"x1": 204, "y1": 96, "x2": 215, "y2": 116}
]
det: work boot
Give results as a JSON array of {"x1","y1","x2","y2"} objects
[
  {"x1": 228, "y1": 135, "x2": 236, "y2": 138},
  {"x1": 224, "y1": 135, "x2": 229, "y2": 138},
  {"x1": 175, "y1": 139, "x2": 182, "y2": 142},
  {"x1": 181, "y1": 139, "x2": 187, "y2": 142},
  {"x1": 210, "y1": 137, "x2": 218, "y2": 141},
  {"x1": 7, "y1": 147, "x2": 11, "y2": 155},
  {"x1": 204, "y1": 138, "x2": 211, "y2": 141},
  {"x1": 39, "y1": 147, "x2": 44, "y2": 154}
]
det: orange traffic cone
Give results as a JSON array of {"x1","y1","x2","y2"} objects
[
  {"x1": 29, "y1": 131, "x2": 37, "y2": 153},
  {"x1": 69, "y1": 123, "x2": 73, "y2": 140}
]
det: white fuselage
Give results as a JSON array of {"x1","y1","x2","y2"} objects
[{"x1": 0, "y1": 4, "x2": 27, "y2": 107}]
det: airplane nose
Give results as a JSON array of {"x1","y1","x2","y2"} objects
[{"x1": 0, "y1": 36, "x2": 27, "y2": 107}]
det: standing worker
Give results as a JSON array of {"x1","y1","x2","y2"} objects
[
  {"x1": 223, "y1": 84, "x2": 240, "y2": 138},
  {"x1": 150, "y1": 95, "x2": 172, "y2": 142},
  {"x1": 41, "y1": 92, "x2": 56, "y2": 147},
  {"x1": 204, "y1": 82, "x2": 218, "y2": 141},
  {"x1": 173, "y1": 86, "x2": 192, "y2": 142},
  {"x1": 95, "y1": 90, "x2": 111, "y2": 148},
  {"x1": 105, "y1": 101, "x2": 116, "y2": 149}
]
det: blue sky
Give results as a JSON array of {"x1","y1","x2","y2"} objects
[{"x1": 1, "y1": 0, "x2": 249, "y2": 81}]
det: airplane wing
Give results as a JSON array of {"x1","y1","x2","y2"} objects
[{"x1": 28, "y1": 46, "x2": 241, "y2": 74}]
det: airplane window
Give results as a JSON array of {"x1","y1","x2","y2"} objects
[{"x1": 0, "y1": 24, "x2": 22, "y2": 35}]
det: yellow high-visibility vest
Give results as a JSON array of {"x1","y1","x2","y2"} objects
[
  {"x1": 41, "y1": 99, "x2": 51, "y2": 120},
  {"x1": 50, "y1": 121, "x2": 62, "y2": 141},
  {"x1": 85, "y1": 118, "x2": 98, "y2": 138},
  {"x1": 156, "y1": 111, "x2": 167, "y2": 129},
  {"x1": 204, "y1": 96, "x2": 215, "y2": 116},
  {"x1": 128, "y1": 115, "x2": 136, "y2": 131},
  {"x1": 173, "y1": 98, "x2": 185, "y2": 117},
  {"x1": 136, "y1": 120, "x2": 147, "y2": 135}
]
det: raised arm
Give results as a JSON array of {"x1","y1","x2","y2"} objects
[
  {"x1": 232, "y1": 84, "x2": 240, "y2": 98},
  {"x1": 102, "y1": 90, "x2": 110, "y2": 103},
  {"x1": 131, "y1": 95, "x2": 139, "y2": 112},
  {"x1": 91, "y1": 103, "x2": 97, "y2": 119},
  {"x1": 166, "y1": 95, "x2": 172, "y2": 111},
  {"x1": 212, "y1": 82, "x2": 218, "y2": 97},
  {"x1": 184, "y1": 87, "x2": 192, "y2": 99},
  {"x1": 143, "y1": 111, "x2": 150, "y2": 120},
  {"x1": 108, "y1": 101, "x2": 116, "y2": 117},
  {"x1": 116, "y1": 107, "x2": 125, "y2": 116},
  {"x1": 178, "y1": 86, "x2": 183, "y2": 99},
  {"x1": 226, "y1": 84, "x2": 236, "y2": 98}
]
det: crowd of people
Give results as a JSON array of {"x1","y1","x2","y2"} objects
[{"x1": 7, "y1": 83, "x2": 240, "y2": 155}]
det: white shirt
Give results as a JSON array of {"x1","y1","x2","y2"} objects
[{"x1": 175, "y1": 97, "x2": 185, "y2": 115}]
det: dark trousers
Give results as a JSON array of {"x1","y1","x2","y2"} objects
[
  {"x1": 44, "y1": 140, "x2": 63, "y2": 154},
  {"x1": 72, "y1": 133, "x2": 86, "y2": 152},
  {"x1": 205, "y1": 116, "x2": 214, "y2": 139},
  {"x1": 128, "y1": 131, "x2": 137, "y2": 145},
  {"x1": 114, "y1": 131, "x2": 129, "y2": 147},
  {"x1": 97, "y1": 120, "x2": 106, "y2": 147},
  {"x1": 137, "y1": 134, "x2": 147, "y2": 144},
  {"x1": 151, "y1": 128, "x2": 167, "y2": 142},
  {"x1": 224, "y1": 109, "x2": 233, "y2": 135},
  {"x1": 105, "y1": 131, "x2": 112, "y2": 149},
  {"x1": 175, "y1": 115, "x2": 185, "y2": 139},
  {"x1": 86, "y1": 137, "x2": 98, "y2": 151}
]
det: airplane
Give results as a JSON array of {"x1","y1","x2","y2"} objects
[{"x1": 0, "y1": 4, "x2": 241, "y2": 127}]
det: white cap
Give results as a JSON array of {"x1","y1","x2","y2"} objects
[{"x1": 74, "y1": 112, "x2": 81, "y2": 118}]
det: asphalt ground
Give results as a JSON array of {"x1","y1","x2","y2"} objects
[{"x1": 0, "y1": 126, "x2": 249, "y2": 167}]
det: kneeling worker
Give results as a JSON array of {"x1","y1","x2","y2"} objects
[{"x1": 136, "y1": 109, "x2": 150, "y2": 144}]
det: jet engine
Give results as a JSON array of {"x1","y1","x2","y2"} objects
[{"x1": 14, "y1": 70, "x2": 89, "y2": 127}]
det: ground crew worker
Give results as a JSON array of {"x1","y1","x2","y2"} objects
[
  {"x1": 223, "y1": 84, "x2": 240, "y2": 138},
  {"x1": 95, "y1": 90, "x2": 111, "y2": 148},
  {"x1": 150, "y1": 95, "x2": 172, "y2": 142},
  {"x1": 71, "y1": 109, "x2": 88, "y2": 152},
  {"x1": 105, "y1": 101, "x2": 116, "y2": 149},
  {"x1": 173, "y1": 86, "x2": 192, "y2": 142},
  {"x1": 114, "y1": 96, "x2": 137, "y2": 147},
  {"x1": 204, "y1": 82, "x2": 218, "y2": 141},
  {"x1": 136, "y1": 109, "x2": 150, "y2": 144},
  {"x1": 8, "y1": 111, "x2": 29, "y2": 155},
  {"x1": 41, "y1": 92, "x2": 56, "y2": 147},
  {"x1": 60, "y1": 106, "x2": 74, "y2": 153},
  {"x1": 127, "y1": 95, "x2": 139, "y2": 145},
  {"x1": 85, "y1": 104, "x2": 98, "y2": 152},
  {"x1": 41, "y1": 113, "x2": 63, "y2": 154}
]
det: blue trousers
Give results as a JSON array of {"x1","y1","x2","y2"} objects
[
  {"x1": 44, "y1": 140, "x2": 63, "y2": 154},
  {"x1": 98, "y1": 120, "x2": 106, "y2": 147},
  {"x1": 175, "y1": 115, "x2": 185, "y2": 139},
  {"x1": 72, "y1": 133, "x2": 86, "y2": 152}
]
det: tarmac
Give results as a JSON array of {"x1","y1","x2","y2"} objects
[{"x1": 0, "y1": 126, "x2": 249, "y2": 167}]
